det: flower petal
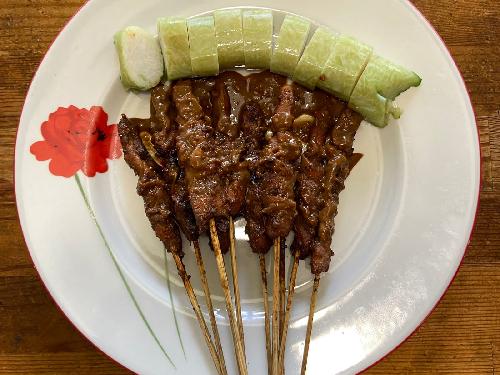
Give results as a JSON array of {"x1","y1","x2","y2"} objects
[
  {"x1": 82, "y1": 148, "x2": 109, "y2": 177},
  {"x1": 48, "y1": 153, "x2": 82, "y2": 178},
  {"x1": 31, "y1": 106, "x2": 122, "y2": 178},
  {"x1": 30, "y1": 141, "x2": 54, "y2": 161}
]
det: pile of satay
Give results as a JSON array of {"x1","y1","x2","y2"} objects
[{"x1": 118, "y1": 70, "x2": 362, "y2": 375}]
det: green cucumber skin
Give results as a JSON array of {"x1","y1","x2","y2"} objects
[
  {"x1": 349, "y1": 88, "x2": 389, "y2": 127},
  {"x1": 317, "y1": 36, "x2": 372, "y2": 101},
  {"x1": 243, "y1": 9, "x2": 273, "y2": 69},
  {"x1": 116, "y1": 9, "x2": 422, "y2": 127},
  {"x1": 188, "y1": 16, "x2": 219, "y2": 77},
  {"x1": 348, "y1": 55, "x2": 421, "y2": 127},
  {"x1": 270, "y1": 15, "x2": 311, "y2": 76},
  {"x1": 114, "y1": 27, "x2": 163, "y2": 91},
  {"x1": 190, "y1": 55, "x2": 219, "y2": 77},
  {"x1": 114, "y1": 31, "x2": 136, "y2": 89},
  {"x1": 292, "y1": 27, "x2": 337, "y2": 89},
  {"x1": 366, "y1": 55, "x2": 422, "y2": 100},
  {"x1": 158, "y1": 17, "x2": 192, "y2": 81},
  {"x1": 214, "y1": 9, "x2": 245, "y2": 68}
]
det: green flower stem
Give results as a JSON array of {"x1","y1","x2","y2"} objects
[{"x1": 74, "y1": 173, "x2": 175, "y2": 368}]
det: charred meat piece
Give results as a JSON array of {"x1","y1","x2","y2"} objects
[
  {"x1": 271, "y1": 83, "x2": 294, "y2": 131},
  {"x1": 147, "y1": 84, "x2": 200, "y2": 244},
  {"x1": 208, "y1": 217, "x2": 231, "y2": 254},
  {"x1": 172, "y1": 78, "x2": 249, "y2": 235},
  {"x1": 145, "y1": 85, "x2": 198, "y2": 242},
  {"x1": 247, "y1": 71, "x2": 287, "y2": 121},
  {"x1": 150, "y1": 84, "x2": 176, "y2": 157},
  {"x1": 245, "y1": 180, "x2": 272, "y2": 254},
  {"x1": 309, "y1": 108, "x2": 363, "y2": 274},
  {"x1": 210, "y1": 71, "x2": 250, "y2": 221},
  {"x1": 256, "y1": 85, "x2": 302, "y2": 239},
  {"x1": 241, "y1": 103, "x2": 273, "y2": 254},
  {"x1": 171, "y1": 171, "x2": 198, "y2": 242},
  {"x1": 291, "y1": 109, "x2": 332, "y2": 260},
  {"x1": 118, "y1": 115, "x2": 182, "y2": 256},
  {"x1": 213, "y1": 71, "x2": 247, "y2": 138},
  {"x1": 172, "y1": 80, "x2": 217, "y2": 230},
  {"x1": 119, "y1": 71, "x2": 365, "y2": 276},
  {"x1": 290, "y1": 86, "x2": 354, "y2": 272},
  {"x1": 173, "y1": 80, "x2": 213, "y2": 167}
]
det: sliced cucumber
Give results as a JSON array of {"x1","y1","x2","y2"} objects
[
  {"x1": 292, "y1": 27, "x2": 337, "y2": 89},
  {"x1": 317, "y1": 35, "x2": 372, "y2": 101},
  {"x1": 349, "y1": 83, "x2": 391, "y2": 127},
  {"x1": 270, "y1": 15, "x2": 311, "y2": 76},
  {"x1": 242, "y1": 9, "x2": 273, "y2": 69},
  {"x1": 349, "y1": 55, "x2": 421, "y2": 127},
  {"x1": 214, "y1": 9, "x2": 245, "y2": 69},
  {"x1": 360, "y1": 55, "x2": 421, "y2": 100},
  {"x1": 158, "y1": 17, "x2": 192, "y2": 81},
  {"x1": 114, "y1": 26, "x2": 164, "y2": 90},
  {"x1": 187, "y1": 16, "x2": 219, "y2": 77}
]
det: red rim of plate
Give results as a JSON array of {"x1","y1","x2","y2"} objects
[{"x1": 13, "y1": 1, "x2": 481, "y2": 374}]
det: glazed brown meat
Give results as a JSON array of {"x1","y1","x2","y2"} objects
[
  {"x1": 290, "y1": 87, "x2": 346, "y2": 260},
  {"x1": 208, "y1": 217, "x2": 231, "y2": 254},
  {"x1": 242, "y1": 72, "x2": 288, "y2": 253},
  {"x1": 118, "y1": 115, "x2": 182, "y2": 256},
  {"x1": 119, "y1": 70, "x2": 364, "y2": 275},
  {"x1": 241, "y1": 103, "x2": 273, "y2": 254},
  {"x1": 310, "y1": 108, "x2": 363, "y2": 274},
  {"x1": 119, "y1": 84, "x2": 200, "y2": 252},
  {"x1": 255, "y1": 85, "x2": 302, "y2": 239},
  {"x1": 287, "y1": 84, "x2": 364, "y2": 274},
  {"x1": 171, "y1": 170, "x2": 198, "y2": 242},
  {"x1": 173, "y1": 76, "x2": 248, "y2": 242},
  {"x1": 291, "y1": 110, "x2": 332, "y2": 260},
  {"x1": 148, "y1": 85, "x2": 199, "y2": 242}
]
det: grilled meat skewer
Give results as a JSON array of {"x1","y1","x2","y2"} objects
[
  {"x1": 148, "y1": 83, "x2": 228, "y2": 374},
  {"x1": 299, "y1": 107, "x2": 363, "y2": 375},
  {"x1": 118, "y1": 113, "x2": 224, "y2": 375},
  {"x1": 118, "y1": 70, "x2": 366, "y2": 375},
  {"x1": 172, "y1": 78, "x2": 248, "y2": 375}
]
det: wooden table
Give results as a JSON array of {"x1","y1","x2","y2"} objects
[{"x1": 1, "y1": 1, "x2": 498, "y2": 373}]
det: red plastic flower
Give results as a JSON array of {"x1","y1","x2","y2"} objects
[{"x1": 30, "y1": 106, "x2": 122, "y2": 177}]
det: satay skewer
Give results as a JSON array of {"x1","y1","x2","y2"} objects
[
  {"x1": 118, "y1": 116, "x2": 225, "y2": 375},
  {"x1": 209, "y1": 219, "x2": 248, "y2": 375},
  {"x1": 229, "y1": 217, "x2": 246, "y2": 357},
  {"x1": 300, "y1": 275, "x2": 320, "y2": 375},
  {"x1": 193, "y1": 240, "x2": 227, "y2": 375},
  {"x1": 259, "y1": 254, "x2": 272, "y2": 375},
  {"x1": 272, "y1": 238, "x2": 281, "y2": 375}
]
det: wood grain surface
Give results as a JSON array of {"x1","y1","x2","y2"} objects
[{"x1": 0, "y1": 0, "x2": 499, "y2": 373}]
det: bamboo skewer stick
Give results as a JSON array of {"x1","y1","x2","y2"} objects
[
  {"x1": 278, "y1": 251, "x2": 300, "y2": 373},
  {"x1": 279, "y1": 241, "x2": 286, "y2": 346},
  {"x1": 171, "y1": 253, "x2": 223, "y2": 375},
  {"x1": 193, "y1": 240, "x2": 227, "y2": 375},
  {"x1": 209, "y1": 219, "x2": 248, "y2": 375},
  {"x1": 272, "y1": 238, "x2": 281, "y2": 375},
  {"x1": 259, "y1": 254, "x2": 272, "y2": 375},
  {"x1": 300, "y1": 275, "x2": 320, "y2": 375},
  {"x1": 229, "y1": 217, "x2": 246, "y2": 358},
  {"x1": 279, "y1": 239, "x2": 286, "y2": 375}
]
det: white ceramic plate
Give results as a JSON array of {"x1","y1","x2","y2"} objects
[{"x1": 15, "y1": 0, "x2": 479, "y2": 374}]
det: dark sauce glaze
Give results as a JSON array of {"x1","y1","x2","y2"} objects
[{"x1": 118, "y1": 70, "x2": 362, "y2": 272}]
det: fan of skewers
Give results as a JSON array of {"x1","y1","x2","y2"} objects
[
  {"x1": 118, "y1": 70, "x2": 362, "y2": 375},
  {"x1": 114, "y1": 7, "x2": 420, "y2": 374}
]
